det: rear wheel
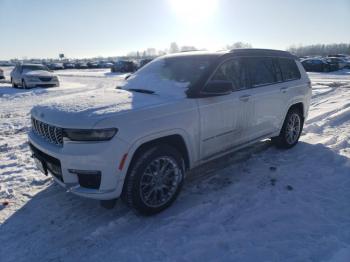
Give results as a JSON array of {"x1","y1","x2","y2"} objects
[
  {"x1": 272, "y1": 108, "x2": 304, "y2": 149},
  {"x1": 122, "y1": 144, "x2": 185, "y2": 215}
]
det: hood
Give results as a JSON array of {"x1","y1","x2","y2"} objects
[
  {"x1": 24, "y1": 70, "x2": 54, "y2": 77},
  {"x1": 31, "y1": 88, "x2": 172, "y2": 128}
]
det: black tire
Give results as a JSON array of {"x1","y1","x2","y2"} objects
[
  {"x1": 11, "y1": 78, "x2": 18, "y2": 88},
  {"x1": 122, "y1": 144, "x2": 185, "y2": 215},
  {"x1": 272, "y1": 108, "x2": 304, "y2": 149},
  {"x1": 22, "y1": 79, "x2": 27, "y2": 89}
]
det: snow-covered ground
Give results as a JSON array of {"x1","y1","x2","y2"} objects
[{"x1": 0, "y1": 67, "x2": 350, "y2": 262}]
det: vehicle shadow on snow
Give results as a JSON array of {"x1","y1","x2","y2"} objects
[{"x1": 1, "y1": 141, "x2": 349, "y2": 261}]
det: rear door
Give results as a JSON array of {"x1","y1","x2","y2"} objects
[
  {"x1": 243, "y1": 57, "x2": 283, "y2": 140},
  {"x1": 198, "y1": 58, "x2": 252, "y2": 160}
]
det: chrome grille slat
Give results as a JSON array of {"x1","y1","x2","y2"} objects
[{"x1": 31, "y1": 117, "x2": 63, "y2": 146}]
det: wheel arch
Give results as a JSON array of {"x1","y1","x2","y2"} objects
[
  {"x1": 276, "y1": 101, "x2": 305, "y2": 136},
  {"x1": 289, "y1": 102, "x2": 305, "y2": 119},
  {"x1": 126, "y1": 133, "x2": 191, "y2": 173}
]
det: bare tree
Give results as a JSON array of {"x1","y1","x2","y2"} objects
[
  {"x1": 180, "y1": 46, "x2": 197, "y2": 52},
  {"x1": 169, "y1": 42, "x2": 179, "y2": 53},
  {"x1": 226, "y1": 42, "x2": 252, "y2": 50},
  {"x1": 146, "y1": 48, "x2": 157, "y2": 57},
  {"x1": 287, "y1": 43, "x2": 350, "y2": 57}
]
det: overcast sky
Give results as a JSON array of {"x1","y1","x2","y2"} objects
[{"x1": 0, "y1": 0, "x2": 349, "y2": 59}]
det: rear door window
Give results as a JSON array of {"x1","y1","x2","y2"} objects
[
  {"x1": 245, "y1": 57, "x2": 277, "y2": 87},
  {"x1": 212, "y1": 58, "x2": 249, "y2": 91},
  {"x1": 279, "y1": 58, "x2": 301, "y2": 81}
]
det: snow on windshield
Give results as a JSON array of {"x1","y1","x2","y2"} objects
[{"x1": 121, "y1": 56, "x2": 212, "y2": 96}]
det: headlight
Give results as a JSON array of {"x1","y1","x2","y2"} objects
[{"x1": 63, "y1": 128, "x2": 118, "y2": 141}]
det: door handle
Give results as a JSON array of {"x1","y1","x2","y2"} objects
[
  {"x1": 280, "y1": 87, "x2": 288, "y2": 93},
  {"x1": 239, "y1": 94, "x2": 251, "y2": 102}
]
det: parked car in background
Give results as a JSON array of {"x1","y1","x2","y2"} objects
[
  {"x1": 111, "y1": 60, "x2": 137, "y2": 73},
  {"x1": 87, "y1": 61, "x2": 99, "y2": 68},
  {"x1": 48, "y1": 63, "x2": 64, "y2": 70},
  {"x1": 327, "y1": 54, "x2": 349, "y2": 58},
  {"x1": 301, "y1": 58, "x2": 338, "y2": 72},
  {"x1": 139, "y1": 58, "x2": 153, "y2": 68},
  {"x1": 63, "y1": 62, "x2": 76, "y2": 69},
  {"x1": 75, "y1": 62, "x2": 88, "y2": 69},
  {"x1": 326, "y1": 57, "x2": 347, "y2": 69},
  {"x1": 98, "y1": 61, "x2": 114, "y2": 68},
  {"x1": 345, "y1": 59, "x2": 350, "y2": 69},
  {"x1": 0, "y1": 68, "x2": 4, "y2": 79},
  {"x1": 0, "y1": 61, "x2": 15, "y2": 66},
  {"x1": 10, "y1": 64, "x2": 59, "y2": 88},
  {"x1": 29, "y1": 49, "x2": 311, "y2": 215}
]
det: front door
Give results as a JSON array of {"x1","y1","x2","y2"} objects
[{"x1": 198, "y1": 58, "x2": 252, "y2": 160}]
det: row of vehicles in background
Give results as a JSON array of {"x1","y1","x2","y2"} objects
[
  {"x1": 2, "y1": 58, "x2": 154, "y2": 88},
  {"x1": 300, "y1": 54, "x2": 350, "y2": 72},
  {"x1": 43, "y1": 58, "x2": 153, "y2": 73},
  {"x1": 0, "y1": 58, "x2": 153, "y2": 73}
]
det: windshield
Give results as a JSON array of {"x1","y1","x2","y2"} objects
[
  {"x1": 121, "y1": 56, "x2": 214, "y2": 95},
  {"x1": 22, "y1": 65, "x2": 49, "y2": 71}
]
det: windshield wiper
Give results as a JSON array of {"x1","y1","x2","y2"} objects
[{"x1": 116, "y1": 87, "x2": 155, "y2": 95}]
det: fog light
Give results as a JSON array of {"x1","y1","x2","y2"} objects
[{"x1": 68, "y1": 169, "x2": 101, "y2": 189}]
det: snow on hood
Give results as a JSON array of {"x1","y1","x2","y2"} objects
[
  {"x1": 120, "y1": 59, "x2": 189, "y2": 97},
  {"x1": 24, "y1": 70, "x2": 55, "y2": 77},
  {"x1": 31, "y1": 87, "x2": 170, "y2": 128}
]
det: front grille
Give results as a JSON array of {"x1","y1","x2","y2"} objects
[
  {"x1": 31, "y1": 117, "x2": 63, "y2": 146},
  {"x1": 39, "y1": 77, "x2": 52, "y2": 82}
]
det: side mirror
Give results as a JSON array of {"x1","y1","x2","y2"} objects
[{"x1": 201, "y1": 81, "x2": 232, "y2": 96}]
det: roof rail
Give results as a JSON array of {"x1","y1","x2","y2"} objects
[
  {"x1": 228, "y1": 48, "x2": 295, "y2": 58},
  {"x1": 180, "y1": 49, "x2": 201, "y2": 53}
]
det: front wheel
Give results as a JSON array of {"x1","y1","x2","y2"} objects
[
  {"x1": 122, "y1": 144, "x2": 185, "y2": 215},
  {"x1": 272, "y1": 108, "x2": 304, "y2": 149},
  {"x1": 22, "y1": 79, "x2": 28, "y2": 89},
  {"x1": 11, "y1": 78, "x2": 18, "y2": 88}
]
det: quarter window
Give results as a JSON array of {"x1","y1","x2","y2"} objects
[
  {"x1": 212, "y1": 59, "x2": 249, "y2": 91},
  {"x1": 279, "y1": 58, "x2": 301, "y2": 81}
]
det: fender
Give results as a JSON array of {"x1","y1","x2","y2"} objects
[
  {"x1": 279, "y1": 97, "x2": 306, "y2": 132},
  {"x1": 117, "y1": 128, "x2": 196, "y2": 180}
]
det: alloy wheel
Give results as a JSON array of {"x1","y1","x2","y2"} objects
[
  {"x1": 139, "y1": 156, "x2": 182, "y2": 208},
  {"x1": 285, "y1": 113, "x2": 301, "y2": 144}
]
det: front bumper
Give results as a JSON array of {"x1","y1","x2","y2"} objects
[{"x1": 28, "y1": 130, "x2": 130, "y2": 200}]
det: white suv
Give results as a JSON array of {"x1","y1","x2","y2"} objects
[
  {"x1": 29, "y1": 49, "x2": 311, "y2": 215},
  {"x1": 11, "y1": 64, "x2": 59, "y2": 88}
]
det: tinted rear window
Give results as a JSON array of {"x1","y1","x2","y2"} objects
[
  {"x1": 245, "y1": 57, "x2": 276, "y2": 87},
  {"x1": 279, "y1": 58, "x2": 301, "y2": 81}
]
